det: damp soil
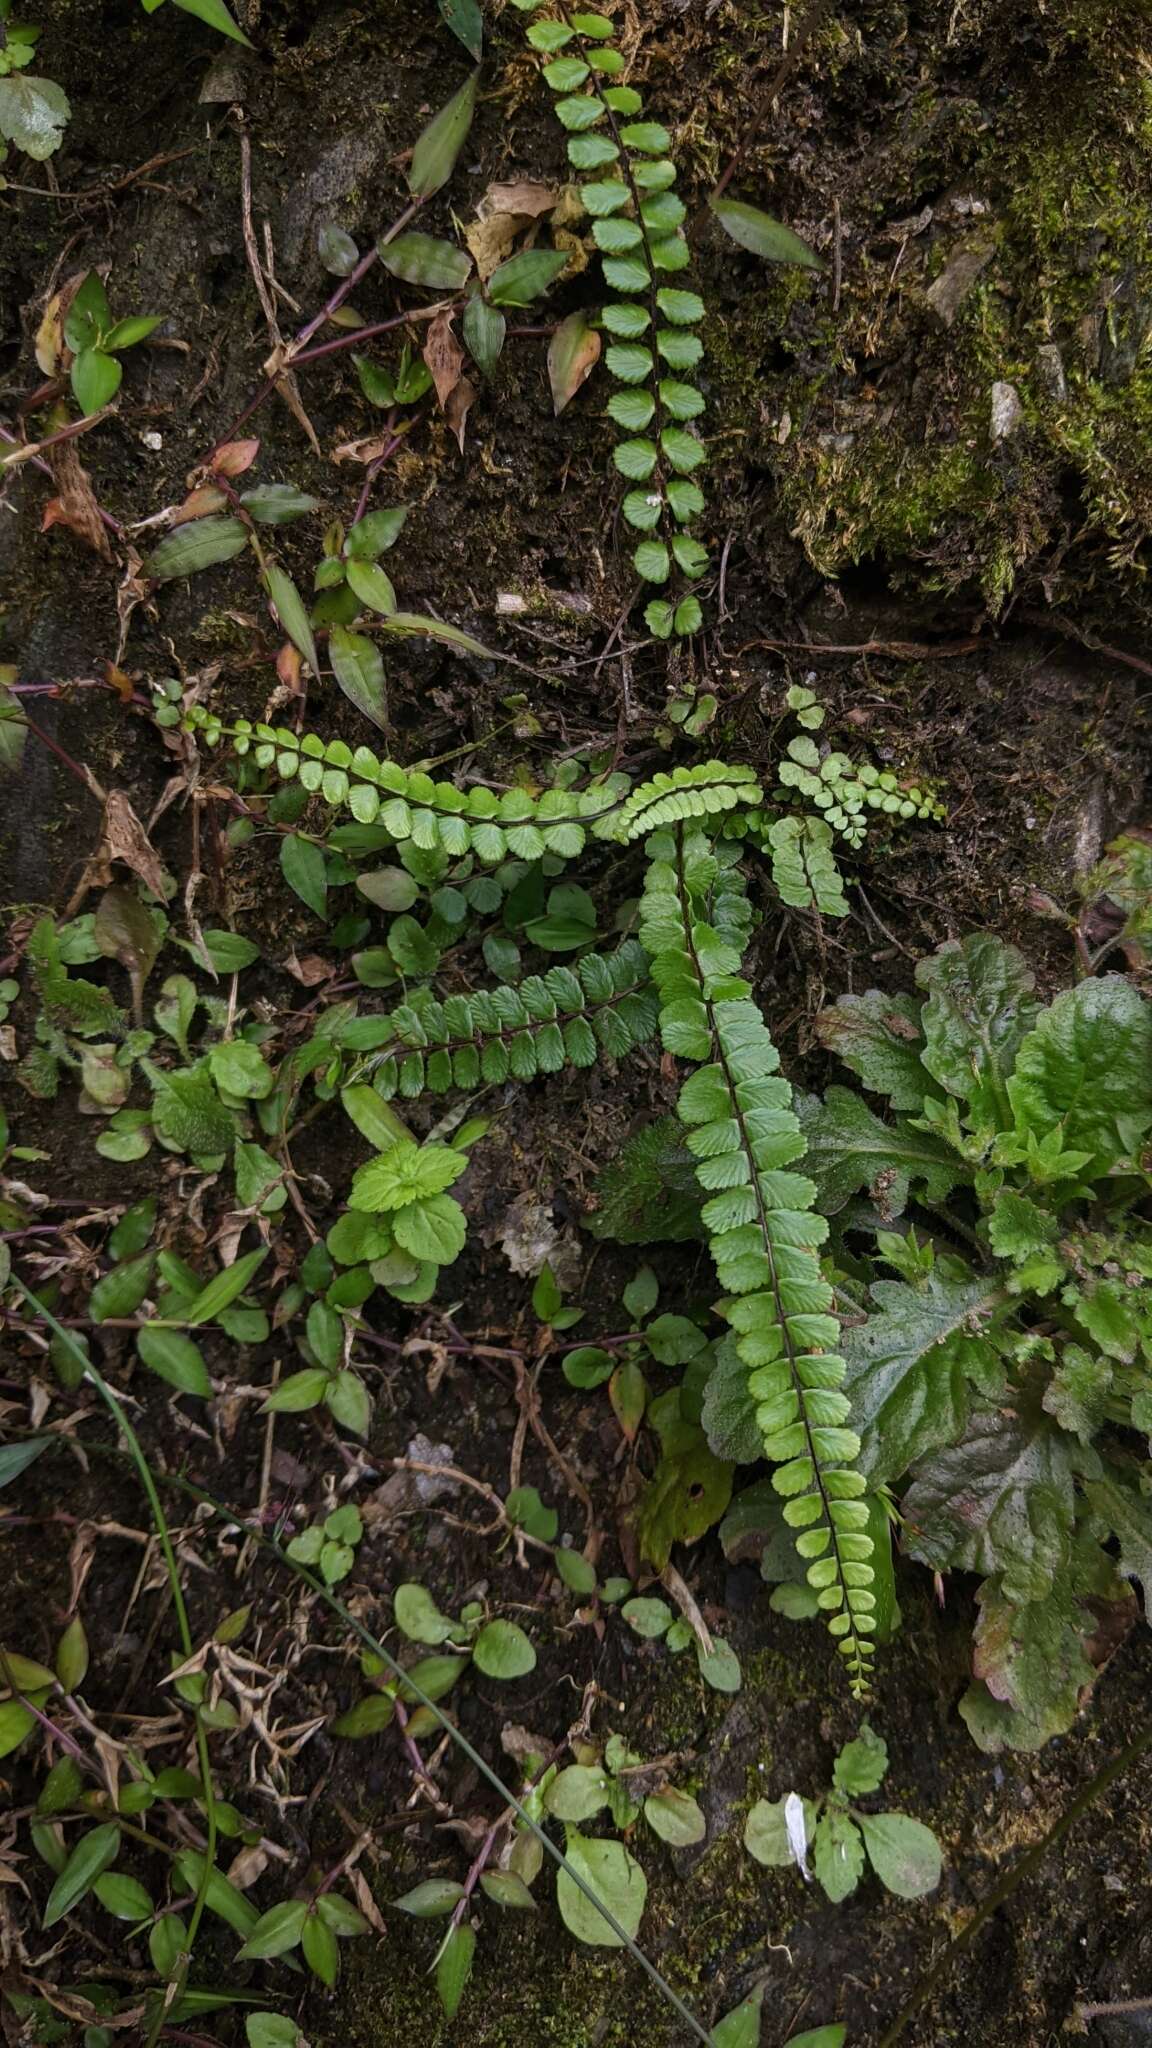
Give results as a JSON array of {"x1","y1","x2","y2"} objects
[{"x1": 2, "y1": 1, "x2": 1151, "y2": 2045}]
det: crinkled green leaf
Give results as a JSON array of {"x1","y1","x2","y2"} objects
[
  {"x1": 916, "y1": 934, "x2": 1039, "y2": 1128},
  {"x1": 795, "y1": 1085, "x2": 962, "y2": 1218},
  {"x1": 1007, "y1": 975, "x2": 1152, "y2": 1173}
]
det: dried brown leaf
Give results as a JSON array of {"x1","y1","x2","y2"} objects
[
  {"x1": 444, "y1": 373, "x2": 477, "y2": 455},
  {"x1": 43, "y1": 442, "x2": 114, "y2": 561},
  {"x1": 423, "y1": 309, "x2": 465, "y2": 411}
]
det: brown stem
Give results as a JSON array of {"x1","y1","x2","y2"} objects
[{"x1": 694, "y1": 0, "x2": 841, "y2": 227}]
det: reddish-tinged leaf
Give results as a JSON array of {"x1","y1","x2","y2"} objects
[
  {"x1": 548, "y1": 310, "x2": 601, "y2": 416},
  {"x1": 211, "y1": 438, "x2": 261, "y2": 478},
  {"x1": 276, "y1": 640, "x2": 304, "y2": 697},
  {"x1": 176, "y1": 484, "x2": 228, "y2": 520}
]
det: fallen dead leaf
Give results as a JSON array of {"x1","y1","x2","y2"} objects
[
  {"x1": 42, "y1": 441, "x2": 114, "y2": 561},
  {"x1": 465, "y1": 179, "x2": 558, "y2": 281},
  {"x1": 423, "y1": 308, "x2": 465, "y2": 412},
  {"x1": 283, "y1": 950, "x2": 336, "y2": 985},
  {"x1": 332, "y1": 433, "x2": 399, "y2": 465},
  {"x1": 66, "y1": 789, "x2": 169, "y2": 912},
  {"x1": 445, "y1": 373, "x2": 477, "y2": 454}
]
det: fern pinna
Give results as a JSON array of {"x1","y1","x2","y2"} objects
[{"x1": 639, "y1": 828, "x2": 876, "y2": 1693}]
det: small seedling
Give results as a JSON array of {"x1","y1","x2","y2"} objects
[
  {"x1": 286, "y1": 1504, "x2": 363, "y2": 1587},
  {"x1": 744, "y1": 1724, "x2": 942, "y2": 1903},
  {"x1": 63, "y1": 273, "x2": 162, "y2": 414}
]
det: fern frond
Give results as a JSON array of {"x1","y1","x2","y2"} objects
[
  {"x1": 180, "y1": 707, "x2": 765, "y2": 862},
  {"x1": 608, "y1": 761, "x2": 763, "y2": 842},
  {"x1": 639, "y1": 828, "x2": 876, "y2": 1693},
  {"x1": 766, "y1": 816, "x2": 850, "y2": 917},
  {"x1": 362, "y1": 942, "x2": 658, "y2": 1099}
]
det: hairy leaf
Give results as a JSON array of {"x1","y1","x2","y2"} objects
[
  {"x1": 904, "y1": 1402, "x2": 1083, "y2": 1603},
  {"x1": 795, "y1": 1085, "x2": 962, "y2": 1218},
  {"x1": 841, "y1": 1270, "x2": 1003, "y2": 1482},
  {"x1": 1007, "y1": 975, "x2": 1152, "y2": 1173},
  {"x1": 815, "y1": 989, "x2": 933, "y2": 1110},
  {"x1": 916, "y1": 934, "x2": 1038, "y2": 1128}
]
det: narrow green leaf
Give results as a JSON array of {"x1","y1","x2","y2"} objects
[
  {"x1": 709, "y1": 195, "x2": 822, "y2": 269},
  {"x1": 147, "y1": 516, "x2": 248, "y2": 581},
  {"x1": 280, "y1": 833, "x2": 328, "y2": 919},
  {"x1": 263, "y1": 562, "x2": 319, "y2": 676},
  {"x1": 43, "y1": 1824, "x2": 120, "y2": 1927},
  {"x1": 408, "y1": 71, "x2": 479, "y2": 198},
  {"x1": 183, "y1": 1247, "x2": 267, "y2": 1326},
  {"x1": 378, "y1": 233, "x2": 473, "y2": 290},
  {"x1": 136, "y1": 1326, "x2": 212, "y2": 1397}
]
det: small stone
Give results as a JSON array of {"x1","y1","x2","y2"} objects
[
  {"x1": 1036, "y1": 343, "x2": 1067, "y2": 401},
  {"x1": 496, "y1": 592, "x2": 527, "y2": 615},
  {"x1": 990, "y1": 380, "x2": 1023, "y2": 440},
  {"x1": 141, "y1": 431, "x2": 163, "y2": 452},
  {"x1": 925, "y1": 241, "x2": 993, "y2": 326}
]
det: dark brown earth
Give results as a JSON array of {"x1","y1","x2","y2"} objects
[{"x1": 2, "y1": 1, "x2": 1151, "y2": 2045}]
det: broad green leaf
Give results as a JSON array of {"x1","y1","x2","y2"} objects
[
  {"x1": 90, "y1": 1253, "x2": 154, "y2": 1322},
  {"x1": 840, "y1": 1270, "x2": 1002, "y2": 1481},
  {"x1": 916, "y1": 933, "x2": 1038, "y2": 1129},
  {"x1": 795, "y1": 1085, "x2": 961, "y2": 1218},
  {"x1": 621, "y1": 1597, "x2": 673, "y2": 1638},
  {"x1": 394, "y1": 1583, "x2": 457, "y2": 1645},
  {"x1": 393, "y1": 1879, "x2": 465, "y2": 1916},
  {"x1": 318, "y1": 223, "x2": 360, "y2": 275},
  {"x1": 959, "y1": 1573, "x2": 1096, "y2": 1753},
  {"x1": 903, "y1": 1401, "x2": 1079, "y2": 1604},
  {"x1": 346, "y1": 558, "x2": 397, "y2": 615},
  {"x1": 700, "y1": 1332, "x2": 764, "y2": 1464},
  {"x1": 488, "y1": 249, "x2": 569, "y2": 306},
  {"x1": 182, "y1": 1247, "x2": 266, "y2": 1325},
  {"x1": 833, "y1": 1722, "x2": 888, "y2": 1797},
  {"x1": 239, "y1": 483, "x2": 320, "y2": 524},
  {"x1": 471, "y1": 1618, "x2": 536, "y2": 1679},
  {"x1": 463, "y1": 294, "x2": 506, "y2": 376},
  {"x1": 301, "y1": 1907, "x2": 339, "y2": 1985},
  {"x1": 350, "y1": 1140, "x2": 465, "y2": 1211},
  {"x1": 393, "y1": 1191, "x2": 467, "y2": 1264},
  {"x1": 0, "y1": 1439, "x2": 50, "y2": 1489},
  {"x1": 263, "y1": 562, "x2": 319, "y2": 676},
  {"x1": 743, "y1": 1795, "x2": 816, "y2": 1868},
  {"x1": 1007, "y1": 975, "x2": 1152, "y2": 1173},
  {"x1": 147, "y1": 516, "x2": 248, "y2": 580},
  {"x1": 788, "y1": 2033, "x2": 847, "y2": 2048},
  {"x1": 263, "y1": 1368, "x2": 329, "y2": 1414},
  {"x1": 71, "y1": 348, "x2": 121, "y2": 411},
  {"x1": 0, "y1": 73, "x2": 71, "y2": 159},
  {"x1": 634, "y1": 1432, "x2": 733, "y2": 1569},
  {"x1": 333, "y1": 1691, "x2": 395, "y2": 1737},
  {"x1": 340, "y1": 1084, "x2": 410, "y2": 1152},
  {"x1": 435, "y1": 1922, "x2": 476, "y2": 2019},
  {"x1": 328, "y1": 626, "x2": 387, "y2": 731},
  {"x1": 280, "y1": 833, "x2": 327, "y2": 919},
  {"x1": 378, "y1": 233, "x2": 473, "y2": 291},
  {"x1": 479, "y1": 1871, "x2": 537, "y2": 1910},
  {"x1": 1085, "y1": 1473, "x2": 1152, "y2": 1610},
  {"x1": 408, "y1": 71, "x2": 479, "y2": 198},
  {"x1": 43, "y1": 1824, "x2": 120, "y2": 1927},
  {"x1": 246, "y1": 2017, "x2": 299, "y2": 2048},
  {"x1": 345, "y1": 506, "x2": 408, "y2": 557},
  {"x1": 439, "y1": 0, "x2": 482, "y2": 58},
  {"x1": 709, "y1": 195, "x2": 822, "y2": 268},
  {"x1": 544, "y1": 1765, "x2": 611, "y2": 1823},
  {"x1": 94, "y1": 1872, "x2": 154, "y2": 1920},
  {"x1": 150, "y1": 1914, "x2": 189, "y2": 1977},
  {"x1": 858, "y1": 1811, "x2": 942, "y2": 1899},
  {"x1": 644, "y1": 1788, "x2": 706, "y2": 1846},
  {"x1": 813, "y1": 1808, "x2": 864, "y2": 1902},
  {"x1": 175, "y1": 1850, "x2": 259, "y2": 1935},
  {"x1": 0, "y1": 1697, "x2": 44, "y2": 1758},
  {"x1": 556, "y1": 1831, "x2": 647, "y2": 1947},
  {"x1": 137, "y1": 1326, "x2": 212, "y2": 1396},
  {"x1": 237, "y1": 1898, "x2": 309, "y2": 1961},
  {"x1": 207, "y1": 1038, "x2": 274, "y2": 1099},
  {"x1": 55, "y1": 1618, "x2": 89, "y2": 1691},
  {"x1": 697, "y1": 1637, "x2": 741, "y2": 1692},
  {"x1": 710, "y1": 1986, "x2": 764, "y2": 2048},
  {"x1": 151, "y1": 1062, "x2": 233, "y2": 1155}
]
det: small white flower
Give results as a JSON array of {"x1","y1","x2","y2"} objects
[{"x1": 784, "y1": 1792, "x2": 812, "y2": 1881}]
